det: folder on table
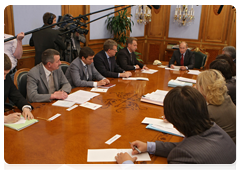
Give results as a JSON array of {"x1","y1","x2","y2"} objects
[
  {"x1": 168, "y1": 79, "x2": 193, "y2": 87},
  {"x1": 4, "y1": 116, "x2": 38, "y2": 131}
]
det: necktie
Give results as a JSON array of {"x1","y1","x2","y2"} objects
[
  {"x1": 108, "y1": 58, "x2": 111, "y2": 71},
  {"x1": 84, "y1": 65, "x2": 89, "y2": 80},
  {"x1": 180, "y1": 54, "x2": 184, "y2": 66},
  {"x1": 130, "y1": 53, "x2": 134, "y2": 65},
  {"x1": 48, "y1": 72, "x2": 55, "y2": 94}
]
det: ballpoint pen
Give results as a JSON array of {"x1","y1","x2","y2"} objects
[{"x1": 129, "y1": 142, "x2": 141, "y2": 154}]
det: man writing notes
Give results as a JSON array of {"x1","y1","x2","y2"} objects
[
  {"x1": 169, "y1": 41, "x2": 195, "y2": 70},
  {"x1": 65, "y1": 47, "x2": 110, "y2": 88},
  {"x1": 27, "y1": 49, "x2": 71, "y2": 103},
  {"x1": 4, "y1": 54, "x2": 34, "y2": 123},
  {"x1": 115, "y1": 86, "x2": 236, "y2": 164},
  {"x1": 94, "y1": 39, "x2": 132, "y2": 78},
  {"x1": 116, "y1": 37, "x2": 148, "y2": 71}
]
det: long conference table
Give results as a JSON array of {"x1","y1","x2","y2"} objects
[{"x1": 4, "y1": 62, "x2": 198, "y2": 164}]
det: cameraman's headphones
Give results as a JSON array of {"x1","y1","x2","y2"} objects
[{"x1": 47, "y1": 13, "x2": 54, "y2": 25}]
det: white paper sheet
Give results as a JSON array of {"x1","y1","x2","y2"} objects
[
  {"x1": 87, "y1": 149, "x2": 151, "y2": 162},
  {"x1": 122, "y1": 77, "x2": 149, "y2": 81},
  {"x1": 52, "y1": 100, "x2": 75, "y2": 107},
  {"x1": 141, "y1": 69, "x2": 158, "y2": 74},
  {"x1": 80, "y1": 102, "x2": 102, "y2": 110},
  {"x1": 64, "y1": 90, "x2": 99, "y2": 104}
]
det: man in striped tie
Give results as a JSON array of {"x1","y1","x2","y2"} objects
[{"x1": 169, "y1": 41, "x2": 195, "y2": 70}]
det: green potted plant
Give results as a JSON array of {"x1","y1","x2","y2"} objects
[{"x1": 105, "y1": 8, "x2": 143, "y2": 62}]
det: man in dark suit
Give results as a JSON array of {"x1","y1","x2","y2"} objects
[
  {"x1": 4, "y1": 54, "x2": 34, "y2": 123},
  {"x1": 116, "y1": 37, "x2": 148, "y2": 71},
  {"x1": 94, "y1": 39, "x2": 132, "y2": 78},
  {"x1": 169, "y1": 41, "x2": 195, "y2": 70},
  {"x1": 29, "y1": 12, "x2": 66, "y2": 65},
  {"x1": 65, "y1": 47, "x2": 110, "y2": 88},
  {"x1": 27, "y1": 49, "x2": 71, "y2": 103},
  {"x1": 115, "y1": 86, "x2": 236, "y2": 164},
  {"x1": 222, "y1": 46, "x2": 236, "y2": 63}
]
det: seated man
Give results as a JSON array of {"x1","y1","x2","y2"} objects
[
  {"x1": 29, "y1": 12, "x2": 66, "y2": 65},
  {"x1": 27, "y1": 49, "x2": 71, "y2": 103},
  {"x1": 115, "y1": 86, "x2": 236, "y2": 164},
  {"x1": 94, "y1": 39, "x2": 132, "y2": 78},
  {"x1": 222, "y1": 46, "x2": 236, "y2": 63},
  {"x1": 4, "y1": 54, "x2": 34, "y2": 123},
  {"x1": 116, "y1": 37, "x2": 148, "y2": 71},
  {"x1": 169, "y1": 41, "x2": 195, "y2": 70},
  {"x1": 65, "y1": 46, "x2": 110, "y2": 88},
  {"x1": 210, "y1": 59, "x2": 236, "y2": 105}
]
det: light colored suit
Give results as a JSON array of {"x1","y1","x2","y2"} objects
[
  {"x1": 155, "y1": 123, "x2": 236, "y2": 163},
  {"x1": 27, "y1": 63, "x2": 71, "y2": 103},
  {"x1": 65, "y1": 57, "x2": 105, "y2": 88}
]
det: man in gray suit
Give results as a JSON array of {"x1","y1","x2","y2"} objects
[
  {"x1": 65, "y1": 46, "x2": 110, "y2": 88},
  {"x1": 27, "y1": 49, "x2": 71, "y2": 103},
  {"x1": 115, "y1": 86, "x2": 236, "y2": 164}
]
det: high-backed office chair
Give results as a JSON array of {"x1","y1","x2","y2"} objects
[
  {"x1": 192, "y1": 47, "x2": 209, "y2": 70},
  {"x1": 14, "y1": 68, "x2": 30, "y2": 99},
  {"x1": 60, "y1": 61, "x2": 70, "y2": 74}
]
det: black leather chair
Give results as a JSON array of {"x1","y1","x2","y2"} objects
[
  {"x1": 14, "y1": 68, "x2": 30, "y2": 98},
  {"x1": 60, "y1": 61, "x2": 70, "y2": 74},
  {"x1": 192, "y1": 47, "x2": 209, "y2": 70}
]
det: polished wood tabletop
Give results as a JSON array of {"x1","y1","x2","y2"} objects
[{"x1": 4, "y1": 63, "x2": 198, "y2": 164}]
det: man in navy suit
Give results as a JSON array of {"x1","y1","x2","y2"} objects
[
  {"x1": 94, "y1": 39, "x2": 132, "y2": 78},
  {"x1": 116, "y1": 37, "x2": 148, "y2": 71},
  {"x1": 169, "y1": 41, "x2": 195, "y2": 70}
]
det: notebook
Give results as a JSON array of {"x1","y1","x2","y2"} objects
[{"x1": 4, "y1": 116, "x2": 38, "y2": 131}]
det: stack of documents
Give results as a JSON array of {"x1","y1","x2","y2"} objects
[
  {"x1": 52, "y1": 100, "x2": 75, "y2": 107},
  {"x1": 176, "y1": 77, "x2": 196, "y2": 84},
  {"x1": 141, "y1": 69, "x2": 158, "y2": 74},
  {"x1": 122, "y1": 77, "x2": 149, "y2": 81},
  {"x1": 141, "y1": 90, "x2": 169, "y2": 106},
  {"x1": 64, "y1": 90, "x2": 99, "y2": 104},
  {"x1": 4, "y1": 116, "x2": 38, "y2": 131},
  {"x1": 142, "y1": 117, "x2": 184, "y2": 137},
  {"x1": 168, "y1": 79, "x2": 193, "y2": 87}
]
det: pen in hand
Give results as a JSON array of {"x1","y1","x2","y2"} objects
[{"x1": 129, "y1": 142, "x2": 141, "y2": 154}]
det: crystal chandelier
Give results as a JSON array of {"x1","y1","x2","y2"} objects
[
  {"x1": 135, "y1": 5, "x2": 152, "y2": 24},
  {"x1": 174, "y1": 5, "x2": 194, "y2": 26}
]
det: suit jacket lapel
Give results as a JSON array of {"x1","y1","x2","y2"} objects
[
  {"x1": 39, "y1": 63, "x2": 49, "y2": 91},
  {"x1": 52, "y1": 70, "x2": 58, "y2": 91},
  {"x1": 102, "y1": 51, "x2": 110, "y2": 71},
  {"x1": 79, "y1": 58, "x2": 88, "y2": 80}
]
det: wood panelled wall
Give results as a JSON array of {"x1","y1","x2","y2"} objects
[{"x1": 4, "y1": 5, "x2": 236, "y2": 69}]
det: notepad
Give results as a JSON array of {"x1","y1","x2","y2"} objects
[
  {"x1": 4, "y1": 116, "x2": 38, "y2": 131},
  {"x1": 80, "y1": 102, "x2": 102, "y2": 110},
  {"x1": 87, "y1": 149, "x2": 151, "y2": 162},
  {"x1": 91, "y1": 88, "x2": 108, "y2": 93}
]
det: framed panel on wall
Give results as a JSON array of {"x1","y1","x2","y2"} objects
[{"x1": 12, "y1": 5, "x2": 61, "y2": 45}]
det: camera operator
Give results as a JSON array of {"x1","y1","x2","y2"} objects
[
  {"x1": 58, "y1": 14, "x2": 86, "y2": 62},
  {"x1": 29, "y1": 12, "x2": 66, "y2": 65}
]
